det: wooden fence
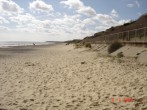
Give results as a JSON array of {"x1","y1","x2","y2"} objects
[{"x1": 93, "y1": 27, "x2": 147, "y2": 44}]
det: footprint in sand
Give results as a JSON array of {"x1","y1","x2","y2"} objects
[
  {"x1": 0, "y1": 109, "x2": 8, "y2": 110},
  {"x1": 20, "y1": 108, "x2": 28, "y2": 110},
  {"x1": 24, "y1": 62, "x2": 35, "y2": 66}
]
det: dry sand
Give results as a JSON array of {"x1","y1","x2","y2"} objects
[{"x1": 0, "y1": 44, "x2": 147, "y2": 110}]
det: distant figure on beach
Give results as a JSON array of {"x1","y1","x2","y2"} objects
[{"x1": 33, "y1": 43, "x2": 35, "y2": 46}]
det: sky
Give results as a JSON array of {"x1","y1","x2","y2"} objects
[{"x1": 0, "y1": 0, "x2": 147, "y2": 41}]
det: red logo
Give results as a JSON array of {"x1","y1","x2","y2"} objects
[{"x1": 111, "y1": 98, "x2": 135, "y2": 103}]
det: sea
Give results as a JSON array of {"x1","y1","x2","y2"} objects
[{"x1": 0, "y1": 41, "x2": 56, "y2": 47}]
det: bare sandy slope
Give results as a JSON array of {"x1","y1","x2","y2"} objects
[{"x1": 0, "y1": 44, "x2": 147, "y2": 110}]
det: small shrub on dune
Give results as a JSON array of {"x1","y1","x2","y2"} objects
[
  {"x1": 82, "y1": 42, "x2": 85, "y2": 45},
  {"x1": 85, "y1": 43, "x2": 92, "y2": 48},
  {"x1": 108, "y1": 42, "x2": 123, "y2": 54},
  {"x1": 117, "y1": 52, "x2": 124, "y2": 58},
  {"x1": 74, "y1": 43, "x2": 82, "y2": 48}
]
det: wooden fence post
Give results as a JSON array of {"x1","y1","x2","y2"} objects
[
  {"x1": 144, "y1": 28, "x2": 146, "y2": 42},
  {"x1": 135, "y1": 29, "x2": 137, "y2": 43}
]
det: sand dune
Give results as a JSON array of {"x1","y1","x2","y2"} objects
[{"x1": 0, "y1": 44, "x2": 147, "y2": 110}]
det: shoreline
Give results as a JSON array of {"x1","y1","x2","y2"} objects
[{"x1": 0, "y1": 41, "x2": 63, "y2": 49}]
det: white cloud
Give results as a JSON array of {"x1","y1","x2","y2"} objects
[
  {"x1": 29, "y1": 0, "x2": 54, "y2": 13},
  {"x1": 5, "y1": 10, "x2": 129, "y2": 41},
  {"x1": 73, "y1": 23, "x2": 86, "y2": 30},
  {"x1": 0, "y1": 16, "x2": 9, "y2": 24},
  {"x1": 93, "y1": 13, "x2": 129, "y2": 27},
  {"x1": 0, "y1": 26, "x2": 10, "y2": 31},
  {"x1": 9, "y1": 12, "x2": 48, "y2": 33},
  {"x1": 8, "y1": 13, "x2": 82, "y2": 35},
  {"x1": 0, "y1": 10, "x2": 130, "y2": 41},
  {"x1": 127, "y1": 0, "x2": 140, "y2": 8},
  {"x1": 127, "y1": 4, "x2": 134, "y2": 8},
  {"x1": 60, "y1": 0, "x2": 96, "y2": 16},
  {"x1": 0, "y1": 0, "x2": 23, "y2": 15},
  {"x1": 93, "y1": 14, "x2": 114, "y2": 25},
  {"x1": 138, "y1": 12, "x2": 142, "y2": 16},
  {"x1": 49, "y1": 14, "x2": 81, "y2": 27},
  {"x1": 95, "y1": 26, "x2": 110, "y2": 32},
  {"x1": 0, "y1": 0, "x2": 130, "y2": 41},
  {"x1": 111, "y1": 9, "x2": 118, "y2": 17},
  {"x1": 77, "y1": 6, "x2": 96, "y2": 16},
  {"x1": 10, "y1": 13, "x2": 35, "y2": 24},
  {"x1": 37, "y1": 14, "x2": 95, "y2": 39},
  {"x1": 60, "y1": 0, "x2": 83, "y2": 9},
  {"x1": 118, "y1": 19, "x2": 130, "y2": 25},
  {"x1": 134, "y1": 0, "x2": 140, "y2": 8},
  {"x1": 83, "y1": 18, "x2": 95, "y2": 25}
]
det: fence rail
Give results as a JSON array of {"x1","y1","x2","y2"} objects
[{"x1": 92, "y1": 27, "x2": 147, "y2": 44}]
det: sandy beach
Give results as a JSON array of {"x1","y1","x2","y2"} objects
[{"x1": 0, "y1": 44, "x2": 147, "y2": 110}]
